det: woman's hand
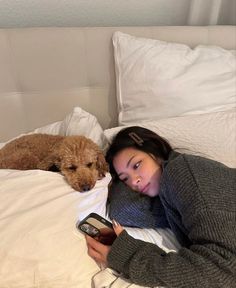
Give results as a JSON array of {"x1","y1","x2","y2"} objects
[{"x1": 85, "y1": 219, "x2": 123, "y2": 266}]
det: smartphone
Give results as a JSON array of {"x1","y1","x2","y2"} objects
[{"x1": 76, "y1": 213, "x2": 117, "y2": 245}]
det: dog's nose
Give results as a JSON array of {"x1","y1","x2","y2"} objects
[{"x1": 81, "y1": 184, "x2": 91, "y2": 192}]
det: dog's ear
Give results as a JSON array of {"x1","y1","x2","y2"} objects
[{"x1": 96, "y1": 152, "x2": 109, "y2": 179}]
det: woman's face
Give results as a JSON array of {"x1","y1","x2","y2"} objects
[{"x1": 113, "y1": 147, "x2": 162, "y2": 197}]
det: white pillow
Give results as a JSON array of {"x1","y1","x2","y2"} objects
[
  {"x1": 34, "y1": 107, "x2": 107, "y2": 149},
  {"x1": 104, "y1": 109, "x2": 236, "y2": 168},
  {"x1": 113, "y1": 32, "x2": 236, "y2": 125},
  {"x1": 59, "y1": 107, "x2": 108, "y2": 149},
  {"x1": 1, "y1": 107, "x2": 107, "y2": 150},
  {"x1": 33, "y1": 121, "x2": 63, "y2": 135}
]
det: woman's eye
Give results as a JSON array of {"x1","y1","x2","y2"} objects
[
  {"x1": 121, "y1": 177, "x2": 128, "y2": 182},
  {"x1": 134, "y1": 161, "x2": 141, "y2": 170},
  {"x1": 87, "y1": 162, "x2": 93, "y2": 168},
  {"x1": 68, "y1": 165, "x2": 77, "y2": 171}
]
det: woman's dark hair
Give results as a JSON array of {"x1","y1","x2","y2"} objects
[{"x1": 106, "y1": 126, "x2": 173, "y2": 179}]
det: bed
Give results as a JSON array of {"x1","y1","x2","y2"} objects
[{"x1": 0, "y1": 26, "x2": 235, "y2": 288}]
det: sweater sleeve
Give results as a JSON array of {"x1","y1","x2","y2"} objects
[{"x1": 108, "y1": 210, "x2": 236, "y2": 288}]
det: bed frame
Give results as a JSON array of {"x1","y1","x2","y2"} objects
[{"x1": 0, "y1": 25, "x2": 235, "y2": 142}]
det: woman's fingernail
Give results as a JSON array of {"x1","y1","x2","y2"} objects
[{"x1": 112, "y1": 219, "x2": 119, "y2": 227}]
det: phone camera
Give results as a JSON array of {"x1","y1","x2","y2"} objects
[{"x1": 80, "y1": 223, "x2": 99, "y2": 237}]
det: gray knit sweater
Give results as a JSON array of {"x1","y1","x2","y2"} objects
[{"x1": 107, "y1": 152, "x2": 236, "y2": 288}]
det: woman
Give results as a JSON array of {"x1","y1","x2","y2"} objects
[{"x1": 86, "y1": 126, "x2": 236, "y2": 288}]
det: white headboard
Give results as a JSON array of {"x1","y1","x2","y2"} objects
[{"x1": 0, "y1": 25, "x2": 235, "y2": 142}]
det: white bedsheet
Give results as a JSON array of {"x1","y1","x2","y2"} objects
[{"x1": 92, "y1": 268, "x2": 163, "y2": 288}]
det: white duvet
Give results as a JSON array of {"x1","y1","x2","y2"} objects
[
  {"x1": 0, "y1": 169, "x2": 179, "y2": 288},
  {"x1": 0, "y1": 170, "x2": 111, "y2": 288}
]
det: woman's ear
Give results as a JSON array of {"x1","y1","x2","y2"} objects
[{"x1": 96, "y1": 152, "x2": 109, "y2": 179}]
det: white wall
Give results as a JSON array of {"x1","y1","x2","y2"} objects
[{"x1": 0, "y1": 0, "x2": 235, "y2": 28}]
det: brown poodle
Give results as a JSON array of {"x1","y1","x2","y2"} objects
[{"x1": 0, "y1": 134, "x2": 108, "y2": 192}]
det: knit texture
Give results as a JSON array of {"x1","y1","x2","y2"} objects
[
  {"x1": 107, "y1": 180, "x2": 169, "y2": 228},
  {"x1": 108, "y1": 152, "x2": 236, "y2": 288}
]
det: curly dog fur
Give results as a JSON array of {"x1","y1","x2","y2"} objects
[{"x1": 0, "y1": 134, "x2": 108, "y2": 192}]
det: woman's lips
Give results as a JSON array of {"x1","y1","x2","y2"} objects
[{"x1": 141, "y1": 183, "x2": 150, "y2": 194}]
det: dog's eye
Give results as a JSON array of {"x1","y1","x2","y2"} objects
[
  {"x1": 68, "y1": 165, "x2": 77, "y2": 171},
  {"x1": 87, "y1": 162, "x2": 93, "y2": 168}
]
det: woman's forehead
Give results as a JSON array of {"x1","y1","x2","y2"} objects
[
  {"x1": 115, "y1": 147, "x2": 142, "y2": 159},
  {"x1": 114, "y1": 147, "x2": 147, "y2": 167}
]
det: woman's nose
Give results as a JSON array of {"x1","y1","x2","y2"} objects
[{"x1": 131, "y1": 175, "x2": 141, "y2": 188}]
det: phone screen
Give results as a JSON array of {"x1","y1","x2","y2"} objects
[{"x1": 77, "y1": 213, "x2": 117, "y2": 245}]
